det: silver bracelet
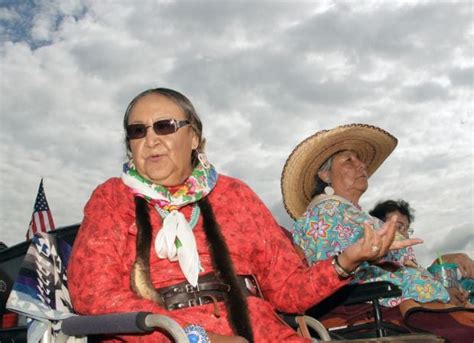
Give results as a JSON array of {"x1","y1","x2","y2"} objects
[{"x1": 332, "y1": 253, "x2": 356, "y2": 279}]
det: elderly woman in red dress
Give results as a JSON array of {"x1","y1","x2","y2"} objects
[{"x1": 68, "y1": 88, "x2": 415, "y2": 342}]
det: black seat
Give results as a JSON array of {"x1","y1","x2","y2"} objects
[{"x1": 306, "y1": 281, "x2": 410, "y2": 339}]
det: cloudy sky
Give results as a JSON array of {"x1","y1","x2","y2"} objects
[{"x1": 0, "y1": 0, "x2": 472, "y2": 266}]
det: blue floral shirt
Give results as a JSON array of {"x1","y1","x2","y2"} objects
[{"x1": 291, "y1": 195, "x2": 450, "y2": 307}]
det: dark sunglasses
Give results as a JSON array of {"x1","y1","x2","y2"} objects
[{"x1": 126, "y1": 119, "x2": 191, "y2": 139}]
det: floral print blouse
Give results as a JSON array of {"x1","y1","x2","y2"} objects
[{"x1": 291, "y1": 195, "x2": 450, "y2": 307}]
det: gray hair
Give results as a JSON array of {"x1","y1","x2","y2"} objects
[
  {"x1": 319, "y1": 156, "x2": 333, "y2": 173},
  {"x1": 311, "y1": 155, "x2": 334, "y2": 197}
]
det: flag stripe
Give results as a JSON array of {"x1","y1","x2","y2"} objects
[
  {"x1": 35, "y1": 212, "x2": 46, "y2": 232},
  {"x1": 46, "y1": 210, "x2": 55, "y2": 229}
]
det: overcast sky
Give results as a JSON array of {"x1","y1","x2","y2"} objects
[{"x1": 0, "y1": 0, "x2": 472, "y2": 266}]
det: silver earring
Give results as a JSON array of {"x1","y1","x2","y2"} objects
[
  {"x1": 324, "y1": 179, "x2": 334, "y2": 195},
  {"x1": 324, "y1": 185, "x2": 335, "y2": 195},
  {"x1": 197, "y1": 151, "x2": 210, "y2": 168}
]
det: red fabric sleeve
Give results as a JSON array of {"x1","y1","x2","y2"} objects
[
  {"x1": 232, "y1": 180, "x2": 350, "y2": 313},
  {"x1": 68, "y1": 181, "x2": 187, "y2": 342}
]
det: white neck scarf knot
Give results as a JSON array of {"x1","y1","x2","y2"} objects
[{"x1": 155, "y1": 208, "x2": 201, "y2": 286}]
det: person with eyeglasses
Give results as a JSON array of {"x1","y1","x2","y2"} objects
[
  {"x1": 369, "y1": 200, "x2": 414, "y2": 239},
  {"x1": 67, "y1": 88, "x2": 407, "y2": 343},
  {"x1": 370, "y1": 199, "x2": 473, "y2": 307},
  {"x1": 369, "y1": 200, "x2": 418, "y2": 269}
]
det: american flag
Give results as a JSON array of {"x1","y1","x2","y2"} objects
[{"x1": 26, "y1": 179, "x2": 56, "y2": 240}]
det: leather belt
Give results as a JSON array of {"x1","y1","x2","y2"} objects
[{"x1": 157, "y1": 273, "x2": 262, "y2": 311}]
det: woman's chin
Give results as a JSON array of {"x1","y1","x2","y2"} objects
[
  {"x1": 146, "y1": 172, "x2": 188, "y2": 187},
  {"x1": 140, "y1": 162, "x2": 192, "y2": 186}
]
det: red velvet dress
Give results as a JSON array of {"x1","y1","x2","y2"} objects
[{"x1": 68, "y1": 174, "x2": 348, "y2": 342}]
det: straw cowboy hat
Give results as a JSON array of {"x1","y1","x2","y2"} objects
[{"x1": 281, "y1": 123, "x2": 398, "y2": 220}]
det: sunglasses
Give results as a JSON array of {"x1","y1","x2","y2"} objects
[{"x1": 126, "y1": 119, "x2": 191, "y2": 139}]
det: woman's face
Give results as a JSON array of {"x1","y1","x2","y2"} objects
[
  {"x1": 319, "y1": 150, "x2": 368, "y2": 200},
  {"x1": 128, "y1": 93, "x2": 199, "y2": 186},
  {"x1": 385, "y1": 211, "x2": 411, "y2": 238}
]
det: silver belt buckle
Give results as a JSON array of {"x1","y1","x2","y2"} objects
[{"x1": 185, "y1": 283, "x2": 200, "y2": 293}]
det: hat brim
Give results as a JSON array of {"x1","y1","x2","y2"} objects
[{"x1": 281, "y1": 124, "x2": 398, "y2": 220}]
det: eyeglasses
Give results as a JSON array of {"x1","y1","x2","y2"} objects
[
  {"x1": 126, "y1": 119, "x2": 191, "y2": 139},
  {"x1": 396, "y1": 222, "x2": 414, "y2": 236}
]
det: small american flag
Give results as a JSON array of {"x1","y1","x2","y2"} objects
[{"x1": 26, "y1": 179, "x2": 56, "y2": 240}]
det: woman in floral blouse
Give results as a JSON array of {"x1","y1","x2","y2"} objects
[
  {"x1": 281, "y1": 123, "x2": 473, "y2": 342},
  {"x1": 282, "y1": 124, "x2": 447, "y2": 306}
]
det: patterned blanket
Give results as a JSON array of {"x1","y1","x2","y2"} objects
[{"x1": 6, "y1": 232, "x2": 84, "y2": 342}]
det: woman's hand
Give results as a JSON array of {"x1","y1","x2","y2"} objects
[
  {"x1": 376, "y1": 215, "x2": 424, "y2": 252},
  {"x1": 433, "y1": 253, "x2": 474, "y2": 279},
  {"x1": 447, "y1": 287, "x2": 470, "y2": 307},
  {"x1": 338, "y1": 216, "x2": 423, "y2": 272},
  {"x1": 207, "y1": 332, "x2": 249, "y2": 343}
]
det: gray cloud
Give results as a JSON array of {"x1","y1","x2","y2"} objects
[
  {"x1": 288, "y1": 3, "x2": 472, "y2": 64},
  {"x1": 399, "y1": 81, "x2": 450, "y2": 103},
  {"x1": 449, "y1": 66, "x2": 474, "y2": 87}
]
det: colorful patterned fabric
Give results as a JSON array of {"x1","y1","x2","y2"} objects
[
  {"x1": 122, "y1": 158, "x2": 218, "y2": 286},
  {"x1": 6, "y1": 232, "x2": 84, "y2": 343},
  {"x1": 68, "y1": 175, "x2": 350, "y2": 342},
  {"x1": 121, "y1": 158, "x2": 218, "y2": 211},
  {"x1": 292, "y1": 195, "x2": 450, "y2": 307}
]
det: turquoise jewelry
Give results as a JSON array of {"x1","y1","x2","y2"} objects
[{"x1": 184, "y1": 324, "x2": 210, "y2": 343}]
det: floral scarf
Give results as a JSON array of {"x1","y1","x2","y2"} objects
[
  {"x1": 122, "y1": 159, "x2": 218, "y2": 210},
  {"x1": 122, "y1": 158, "x2": 218, "y2": 286}
]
